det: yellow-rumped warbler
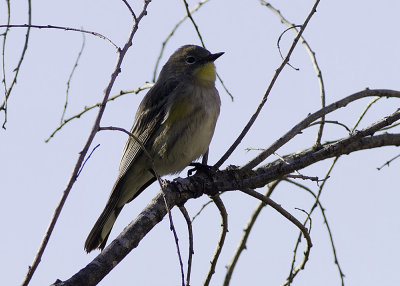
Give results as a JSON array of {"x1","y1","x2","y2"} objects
[{"x1": 85, "y1": 45, "x2": 223, "y2": 252}]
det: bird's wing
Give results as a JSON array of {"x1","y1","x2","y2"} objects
[{"x1": 117, "y1": 79, "x2": 180, "y2": 179}]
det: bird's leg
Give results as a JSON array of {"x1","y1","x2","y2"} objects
[{"x1": 187, "y1": 162, "x2": 214, "y2": 177}]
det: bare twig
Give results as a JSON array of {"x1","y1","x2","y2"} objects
[
  {"x1": 0, "y1": 24, "x2": 118, "y2": 50},
  {"x1": 1, "y1": 0, "x2": 11, "y2": 98},
  {"x1": 380, "y1": 121, "x2": 400, "y2": 131},
  {"x1": 260, "y1": 0, "x2": 327, "y2": 147},
  {"x1": 169, "y1": 210, "x2": 186, "y2": 286},
  {"x1": 191, "y1": 199, "x2": 213, "y2": 222},
  {"x1": 179, "y1": 206, "x2": 194, "y2": 286},
  {"x1": 20, "y1": 2, "x2": 152, "y2": 285},
  {"x1": 61, "y1": 32, "x2": 86, "y2": 124},
  {"x1": 45, "y1": 82, "x2": 153, "y2": 142},
  {"x1": 285, "y1": 174, "x2": 321, "y2": 182},
  {"x1": 1, "y1": 0, "x2": 32, "y2": 129},
  {"x1": 182, "y1": 0, "x2": 205, "y2": 47},
  {"x1": 180, "y1": 0, "x2": 234, "y2": 101},
  {"x1": 237, "y1": 188, "x2": 313, "y2": 281},
  {"x1": 223, "y1": 181, "x2": 280, "y2": 286},
  {"x1": 121, "y1": 0, "x2": 136, "y2": 19},
  {"x1": 98, "y1": 126, "x2": 152, "y2": 163},
  {"x1": 377, "y1": 153, "x2": 400, "y2": 170},
  {"x1": 281, "y1": 95, "x2": 383, "y2": 285},
  {"x1": 284, "y1": 178, "x2": 345, "y2": 285},
  {"x1": 216, "y1": 73, "x2": 234, "y2": 101},
  {"x1": 277, "y1": 25, "x2": 302, "y2": 70},
  {"x1": 283, "y1": 159, "x2": 334, "y2": 286},
  {"x1": 204, "y1": 195, "x2": 228, "y2": 286},
  {"x1": 153, "y1": 0, "x2": 209, "y2": 81},
  {"x1": 214, "y1": 0, "x2": 321, "y2": 169},
  {"x1": 77, "y1": 144, "x2": 100, "y2": 177},
  {"x1": 309, "y1": 120, "x2": 351, "y2": 133},
  {"x1": 99, "y1": 126, "x2": 185, "y2": 286},
  {"x1": 242, "y1": 89, "x2": 400, "y2": 170}
]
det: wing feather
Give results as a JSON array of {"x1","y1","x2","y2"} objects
[{"x1": 117, "y1": 79, "x2": 180, "y2": 179}]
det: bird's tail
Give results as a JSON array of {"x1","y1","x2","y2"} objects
[{"x1": 84, "y1": 199, "x2": 122, "y2": 253}]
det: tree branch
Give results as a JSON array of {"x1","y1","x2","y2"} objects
[
  {"x1": 242, "y1": 89, "x2": 400, "y2": 170},
  {"x1": 204, "y1": 195, "x2": 228, "y2": 286},
  {"x1": 21, "y1": 2, "x2": 152, "y2": 285},
  {"x1": 214, "y1": 0, "x2": 321, "y2": 169},
  {"x1": 53, "y1": 113, "x2": 400, "y2": 284}
]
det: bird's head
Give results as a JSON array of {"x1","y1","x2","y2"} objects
[{"x1": 160, "y1": 45, "x2": 224, "y2": 85}]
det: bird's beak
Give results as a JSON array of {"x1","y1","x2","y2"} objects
[{"x1": 207, "y1": 52, "x2": 224, "y2": 62}]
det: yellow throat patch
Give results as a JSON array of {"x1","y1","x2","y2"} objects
[{"x1": 195, "y1": 62, "x2": 216, "y2": 83}]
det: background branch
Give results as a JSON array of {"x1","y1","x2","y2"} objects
[
  {"x1": 223, "y1": 181, "x2": 280, "y2": 286},
  {"x1": 214, "y1": 0, "x2": 321, "y2": 169},
  {"x1": 204, "y1": 195, "x2": 228, "y2": 286},
  {"x1": 0, "y1": 0, "x2": 31, "y2": 128},
  {"x1": 0, "y1": 24, "x2": 118, "y2": 50},
  {"x1": 45, "y1": 83, "x2": 152, "y2": 142},
  {"x1": 61, "y1": 32, "x2": 86, "y2": 124},
  {"x1": 20, "y1": 2, "x2": 152, "y2": 285},
  {"x1": 260, "y1": 0, "x2": 327, "y2": 147},
  {"x1": 179, "y1": 206, "x2": 194, "y2": 286}
]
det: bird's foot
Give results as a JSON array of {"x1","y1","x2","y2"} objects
[{"x1": 187, "y1": 162, "x2": 214, "y2": 177}]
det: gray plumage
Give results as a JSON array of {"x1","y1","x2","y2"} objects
[{"x1": 84, "y1": 45, "x2": 222, "y2": 252}]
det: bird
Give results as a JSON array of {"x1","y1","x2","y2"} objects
[{"x1": 84, "y1": 45, "x2": 223, "y2": 252}]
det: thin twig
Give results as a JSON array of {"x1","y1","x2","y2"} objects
[
  {"x1": 180, "y1": 0, "x2": 234, "y2": 101},
  {"x1": 191, "y1": 199, "x2": 213, "y2": 222},
  {"x1": 238, "y1": 188, "x2": 313, "y2": 282},
  {"x1": 1, "y1": 0, "x2": 11, "y2": 99},
  {"x1": 20, "y1": 2, "x2": 151, "y2": 285},
  {"x1": 121, "y1": 0, "x2": 137, "y2": 20},
  {"x1": 380, "y1": 121, "x2": 400, "y2": 131},
  {"x1": 377, "y1": 153, "x2": 400, "y2": 170},
  {"x1": 216, "y1": 73, "x2": 234, "y2": 101},
  {"x1": 241, "y1": 89, "x2": 400, "y2": 171},
  {"x1": 214, "y1": 0, "x2": 321, "y2": 169},
  {"x1": 309, "y1": 120, "x2": 351, "y2": 133},
  {"x1": 153, "y1": 0, "x2": 210, "y2": 81},
  {"x1": 353, "y1": 96, "x2": 381, "y2": 128},
  {"x1": 182, "y1": 0, "x2": 205, "y2": 47},
  {"x1": 169, "y1": 210, "x2": 186, "y2": 286},
  {"x1": 280, "y1": 94, "x2": 381, "y2": 285},
  {"x1": 99, "y1": 126, "x2": 185, "y2": 286},
  {"x1": 0, "y1": 24, "x2": 118, "y2": 50},
  {"x1": 260, "y1": 0, "x2": 327, "y2": 147},
  {"x1": 77, "y1": 144, "x2": 100, "y2": 177},
  {"x1": 1, "y1": 0, "x2": 32, "y2": 129},
  {"x1": 277, "y1": 25, "x2": 302, "y2": 70},
  {"x1": 61, "y1": 32, "x2": 86, "y2": 124},
  {"x1": 204, "y1": 195, "x2": 228, "y2": 286},
  {"x1": 223, "y1": 181, "x2": 280, "y2": 286},
  {"x1": 179, "y1": 206, "x2": 194, "y2": 286},
  {"x1": 282, "y1": 95, "x2": 399, "y2": 284},
  {"x1": 283, "y1": 178, "x2": 345, "y2": 285},
  {"x1": 45, "y1": 82, "x2": 153, "y2": 142},
  {"x1": 283, "y1": 159, "x2": 334, "y2": 286}
]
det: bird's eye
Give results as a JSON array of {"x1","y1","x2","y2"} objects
[{"x1": 185, "y1": 56, "x2": 196, "y2": 64}]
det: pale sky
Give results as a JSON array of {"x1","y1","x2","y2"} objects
[{"x1": 1, "y1": 1, "x2": 400, "y2": 285}]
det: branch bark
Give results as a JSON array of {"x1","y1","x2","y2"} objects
[{"x1": 53, "y1": 112, "x2": 400, "y2": 284}]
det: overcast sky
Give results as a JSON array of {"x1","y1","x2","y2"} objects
[{"x1": 1, "y1": 1, "x2": 400, "y2": 285}]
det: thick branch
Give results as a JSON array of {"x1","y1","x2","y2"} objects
[{"x1": 54, "y1": 127, "x2": 400, "y2": 284}]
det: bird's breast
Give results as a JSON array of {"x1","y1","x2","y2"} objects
[{"x1": 152, "y1": 85, "x2": 220, "y2": 175}]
